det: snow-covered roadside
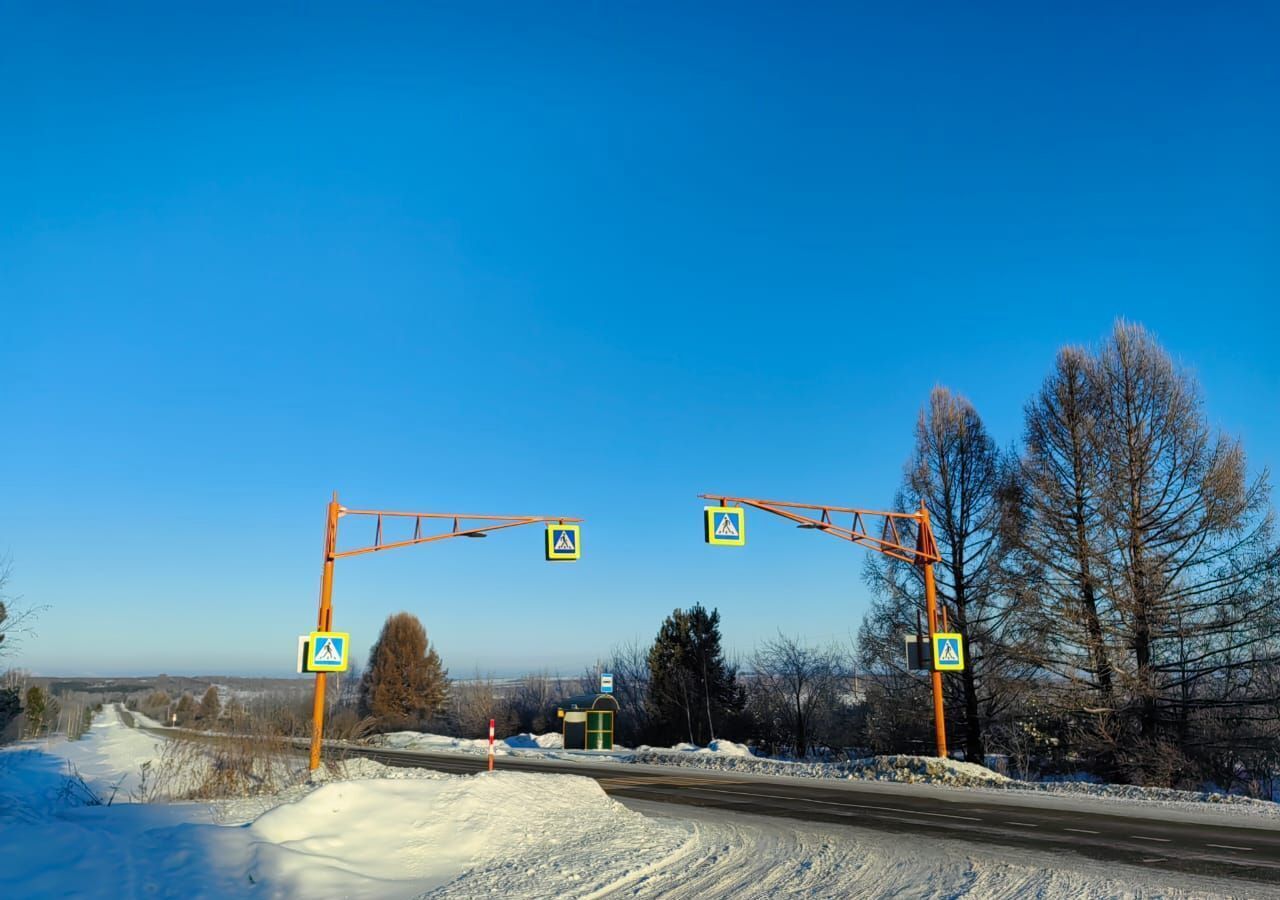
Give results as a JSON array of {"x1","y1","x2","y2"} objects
[
  {"x1": 127, "y1": 707, "x2": 167, "y2": 729},
  {"x1": 364, "y1": 729, "x2": 1280, "y2": 820},
  {"x1": 0, "y1": 711, "x2": 1260, "y2": 898},
  {"x1": 2, "y1": 704, "x2": 166, "y2": 806}
]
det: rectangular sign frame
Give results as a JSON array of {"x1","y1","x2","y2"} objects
[
  {"x1": 931, "y1": 632, "x2": 965, "y2": 671},
  {"x1": 545, "y1": 523, "x2": 581, "y2": 561},
  {"x1": 307, "y1": 631, "x2": 351, "y2": 672},
  {"x1": 704, "y1": 505, "x2": 746, "y2": 546}
]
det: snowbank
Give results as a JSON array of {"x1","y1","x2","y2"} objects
[
  {"x1": 637, "y1": 739, "x2": 756, "y2": 758},
  {"x1": 368, "y1": 730, "x2": 585, "y2": 757},
  {"x1": 503, "y1": 731, "x2": 563, "y2": 749},
  {"x1": 0, "y1": 725, "x2": 692, "y2": 898},
  {"x1": 630, "y1": 748, "x2": 1010, "y2": 786}
]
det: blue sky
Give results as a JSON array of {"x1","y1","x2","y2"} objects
[{"x1": 2, "y1": 4, "x2": 1277, "y2": 676}]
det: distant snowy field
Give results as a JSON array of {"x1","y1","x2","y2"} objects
[{"x1": 0, "y1": 708, "x2": 1256, "y2": 898}]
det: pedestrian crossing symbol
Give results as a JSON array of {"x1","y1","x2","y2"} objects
[
  {"x1": 932, "y1": 633, "x2": 964, "y2": 671},
  {"x1": 704, "y1": 506, "x2": 746, "y2": 546},
  {"x1": 306, "y1": 631, "x2": 350, "y2": 672},
  {"x1": 546, "y1": 524, "x2": 581, "y2": 561}
]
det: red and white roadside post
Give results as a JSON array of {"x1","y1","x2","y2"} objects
[{"x1": 488, "y1": 718, "x2": 495, "y2": 772}]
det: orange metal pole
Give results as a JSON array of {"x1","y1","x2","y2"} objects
[
  {"x1": 309, "y1": 492, "x2": 341, "y2": 771},
  {"x1": 921, "y1": 505, "x2": 948, "y2": 759}
]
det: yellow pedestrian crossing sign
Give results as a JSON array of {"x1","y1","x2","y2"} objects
[
  {"x1": 932, "y1": 633, "x2": 964, "y2": 671},
  {"x1": 546, "y1": 524, "x2": 580, "y2": 561},
  {"x1": 307, "y1": 631, "x2": 350, "y2": 672},
  {"x1": 704, "y1": 506, "x2": 746, "y2": 546}
]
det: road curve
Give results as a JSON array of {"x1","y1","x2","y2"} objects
[
  {"x1": 330, "y1": 743, "x2": 1280, "y2": 887},
  {"x1": 128, "y1": 713, "x2": 1280, "y2": 889}
]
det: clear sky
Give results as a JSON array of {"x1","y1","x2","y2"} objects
[{"x1": 2, "y1": 4, "x2": 1277, "y2": 677}]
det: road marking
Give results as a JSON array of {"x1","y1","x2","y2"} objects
[
  {"x1": 687, "y1": 787, "x2": 981, "y2": 822},
  {"x1": 1205, "y1": 844, "x2": 1253, "y2": 852},
  {"x1": 1005, "y1": 821, "x2": 1038, "y2": 827},
  {"x1": 912, "y1": 811, "x2": 983, "y2": 822},
  {"x1": 1064, "y1": 828, "x2": 1100, "y2": 835},
  {"x1": 1130, "y1": 836, "x2": 1171, "y2": 843}
]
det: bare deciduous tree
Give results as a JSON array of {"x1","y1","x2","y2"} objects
[
  {"x1": 749, "y1": 633, "x2": 849, "y2": 758},
  {"x1": 1090, "y1": 322, "x2": 1279, "y2": 783},
  {"x1": 861, "y1": 386, "x2": 1029, "y2": 760}
]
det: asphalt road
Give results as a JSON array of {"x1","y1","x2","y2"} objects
[
  {"x1": 128, "y1": 712, "x2": 1280, "y2": 888},
  {"x1": 330, "y1": 743, "x2": 1280, "y2": 887}
]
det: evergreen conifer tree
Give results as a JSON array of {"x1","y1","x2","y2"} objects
[
  {"x1": 645, "y1": 604, "x2": 744, "y2": 745},
  {"x1": 197, "y1": 685, "x2": 221, "y2": 722},
  {"x1": 359, "y1": 612, "x2": 449, "y2": 732},
  {"x1": 23, "y1": 685, "x2": 47, "y2": 737}
]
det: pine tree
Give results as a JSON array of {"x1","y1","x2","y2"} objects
[
  {"x1": 174, "y1": 693, "x2": 195, "y2": 726},
  {"x1": 23, "y1": 685, "x2": 47, "y2": 737},
  {"x1": 358, "y1": 612, "x2": 449, "y2": 733},
  {"x1": 0, "y1": 687, "x2": 19, "y2": 733},
  {"x1": 197, "y1": 685, "x2": 221, "y2": 722},
  {"x1": 645, "y1": 604, "x2": 744, "y2": 746}
]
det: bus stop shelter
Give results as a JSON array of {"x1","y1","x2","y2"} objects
[{"x1": 558, "y1": 693, "x2": 619, "y2": 750}]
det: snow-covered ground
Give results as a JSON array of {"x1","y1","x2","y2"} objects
[
  {"x1": 0, "y1": 709, "x2": 1262, "y2": 898},
  {"x1": 3, "y1": 704, "x2": 167, "y2": 804}
]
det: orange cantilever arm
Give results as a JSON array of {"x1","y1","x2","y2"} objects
[
  {"x1": 333, "y1": 506, "x2": 583, "y2": 560},
  {"x1": 698, "y1": 494, "x2": 940, "y2": 565}
]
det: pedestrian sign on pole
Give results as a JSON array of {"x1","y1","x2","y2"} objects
[
  {"x1": 704, "y1": 506, "x2": 746, "y2": 546},
  {"x1": 546, "y1": 524, "x2": 581, "y2": 561},
  {"x1": 932, "y1": 633, "x2": 964, "y2": 671},
  {"x1": 307, "y1": 631, "x2": 350, "y2": 672},
  {"x1": 600, "y1": 673, "x2": 613, "y2": 694}
]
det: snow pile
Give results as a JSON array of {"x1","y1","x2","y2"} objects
[
  {"x1": 498, "y1": 731, "x2": 563, "y2": 750},
  {"x1": 245, "y1": 772, "x2": 691, "y2": 896},
  {"x1": 368, "y1": 730, "x2": 589, "y2": 757},
  {"x1": 630, "y1": 748, "x2": 1010, "y2": 787},
  {"x1": 844, "y1": 754, "x2": 1010, "y2": 786},
  {"x1": 1009, "y1": 778, "x2": 1279, "y2": 808},
  {"x1": 370, "y1": 730, "x2": 498, "y2": 754},
  {"x1": 637, "y1": 739, "x2": 756, "y2": 758},
  {"x1": 706, "y1": 739, "x2": 754, "y2": 757}
]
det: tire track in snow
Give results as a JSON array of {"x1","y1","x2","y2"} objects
[{"x1": 606, "y1": 801, "x2": 1263, "y2": 900}]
